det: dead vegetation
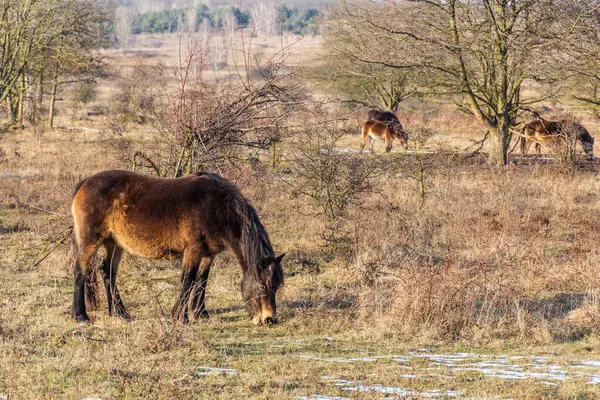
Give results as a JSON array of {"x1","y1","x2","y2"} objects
[{"x1": 2, "y1": 31, "x2": 600, "y2": 398}]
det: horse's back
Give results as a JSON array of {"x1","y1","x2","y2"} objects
[
  {"x1": 525, "y1": 119, "x2": 589, "y2": 140},
  {"x1": 72, "y1": 170, "x2": 237, "y2": 258},
  {"x1": 368, "y1": 109, "x2": 400, "y2": 124}
]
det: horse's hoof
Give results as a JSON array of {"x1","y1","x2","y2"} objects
[
  {"x1": 74, "y1": 313, "x2": 90, "y2": 323},
  {"x1": 117, "y1": 312, "x2": 133, "y2": 322},
  {"x1": 198, "y1": 310, "x2": 210, "y2": 319},
  {"x1": 264, "y1": 317, "x2": 277, "y2": 326}
]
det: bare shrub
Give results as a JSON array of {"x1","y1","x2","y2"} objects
[
  {"x1": 110, "y1": 61, "x2": 162, "y2": 126},
  {"x1": 110, "y1": 34, "x2": 305, "y2": 176},
  {"x1": 407, "y1": 125, "x2": 437, "y2": 210},
  {"x1": 554, "y1": 116, "x2": 585, "y2": 169},
  {"x1": 288, "y1": 120, "x2": 378, "y2": 254}
]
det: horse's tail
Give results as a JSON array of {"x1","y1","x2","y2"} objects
[
  {"x1": 71, "y1": 177, "x2": 100, "y2": 310},
  {"x1": 85, "y1": 272, "x2": 100, "y2": 310}
]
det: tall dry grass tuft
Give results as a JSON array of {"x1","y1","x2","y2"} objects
[{"x1": 304, "y1": 158, "x2": 600, "y2": 343}]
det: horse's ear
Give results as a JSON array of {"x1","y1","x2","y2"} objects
[
  {"x1": 275, "y1": 253, "x2": 285, "y2": 264},
  {"x1": 260, "y1": 257, "x2": 271, "y2": 269}
]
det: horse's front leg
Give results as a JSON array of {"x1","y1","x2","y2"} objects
[
  {"x1": 360, "y1": 129, "x2": 367, "y2": 153},
  {"x1": 173, "y1": 248, "x2": 201, "y2": 324},
  {"x1": 192, "y1": 256, "x2": 214, "y2": 319},
  {"x1": 385, "y1": 133, "x2": 392, "y2": 153}
]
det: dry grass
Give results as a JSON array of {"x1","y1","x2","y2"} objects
[
  {"x1": 2, "y1": 125, "x2": 600, "y2": 398},
  {"x1": 3, "y1": 33, "x2": 600, "y2": 399}
]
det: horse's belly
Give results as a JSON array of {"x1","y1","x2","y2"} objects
[
  {"x1": 369, "y1": 133, "x2": 384, "y2": 141},
  {"x1": 109, "y1": 215, "x2": 186, "y2": 259},
  {"x1": 115, "y1": 234, "x2": 183, "y2": 259}
]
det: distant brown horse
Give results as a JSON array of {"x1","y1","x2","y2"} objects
[
  {"x1": 71, "y1": 170, "x2": 284, "y2": 325},
  {"x1": 521, "y1": 119, "x2": 595, "y2": 160},
  {"x1": 360, "y1": 120, "x2": 408, "y2": 153}
]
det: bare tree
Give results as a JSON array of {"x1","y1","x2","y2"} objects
[
  {"x1": 46, "y1": 0, "x2": 110, "y2": 128},
  {"x1": 0, "y1": 0, "x2": 110, "y2": 128},
  {"x1": 0, "y1": 0, "x2": 62, "y2": 119},
  {"x1": 115, "y1": 6, "x2": 132, "y2": 49},
  {"x1": 319, "y1": 52, "x2": 417, "y2": 112},
  {"x1": 251, "y1": 0, "x2": 276, "y2": 36},
  {"x1": 327, "y1": 0, "x2": 597, "y2": 165}
]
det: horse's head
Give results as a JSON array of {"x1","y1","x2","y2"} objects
[
  {"x1": 242, "y1": 253, "x2": 285, "y2": 325},
  {"x1": 583, "y1": 137, "x2": 595, "y2": 160},
  {"x1": 574, "y1": 123, "x2": 595, "y2": 160},
  {"x1": 391, "y1": 123, "x2": 409, "y2": 149}
]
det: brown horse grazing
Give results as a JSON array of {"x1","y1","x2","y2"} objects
[
  {"x1": 521, "y1": 119, "x2": 595, "y2": 160},
  {"x1": 360, "y1": 120, "x2": 408, "y2": 153},
  {"x1": 71, "y1": 170, "x2": 284, "y2": 325}
]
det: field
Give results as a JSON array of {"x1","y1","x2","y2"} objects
[{"x1": 3, "y1": 33, "x2": 600, "y2": 399}]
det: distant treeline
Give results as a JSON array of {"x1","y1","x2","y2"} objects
[
  {"x1": 129, "y1": 5, "x2": 322, "y2": 35},
  {"x1": 279, "y1": 6, "x2": 321, "y2": 35}
]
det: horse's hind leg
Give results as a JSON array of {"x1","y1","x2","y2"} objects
[
  {"x1": 521, "y1": 136, "x2": 529, "y2": 155},
  {"x1": 360, "y1": 129, "x2": 367, "y2": 153},
  {"x1": 192, "y1": 256, "x2": 214, "y2": 319},
  {"x1": 173, "y1": 247, "x2": 201, "y2": 324},
  {"x1": 100, "y1": 239, "x2": 130, "y2": 320},
  {"x1": 72, "y1": 241, "x2": 101, "y2": 322}
]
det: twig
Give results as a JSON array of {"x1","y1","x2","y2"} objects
[
  {"x1": 154, "y1": 288, "x2": 170, "y2": 325},
  {"x1": 84, "y1": 335, "x2": 110, "y2": 343},
  {"x1": 507, "y1": 132, "x2": 521, "y2": 155},
  {"x1": 464, "y1": 131, "x2": 489, "y2": 158},
  {"x1": 12, "y1": 193, "x2": 67, "y2": 217},
  {"x1": 31, "y1": 226, "x2": 73, "y2": 269}
]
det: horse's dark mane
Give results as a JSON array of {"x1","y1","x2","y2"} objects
[
  {"x1": 236, "y1": 197, "x2": 283, "y2": 290},
  {"x1": 205, "y1": 174, "x2": 283, "y2": 290},
  {"x1": 241, "y1": 203, "x2": 273, "y2": 264}
]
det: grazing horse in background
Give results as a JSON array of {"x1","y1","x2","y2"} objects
[
  {"x1": 360, "y1": 120, "x2": 409, "y2": 153},
  {"x1": 71, "y1": 170, "x2": 285, "y2": 325},
  {"x1": 521, "y1": 119, "x2": 595, "y2": 160}
]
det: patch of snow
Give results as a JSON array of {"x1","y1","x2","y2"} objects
[{"x1": 195, "y1": 366, "x2": 236, "y2": 376}]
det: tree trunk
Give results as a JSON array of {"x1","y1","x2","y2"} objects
[
  {"x1": 48, "y1": 70, "x2": 58, "y2": 128},
  {"x1": 17, "y1": 71, "x2": 25, "y2": 128},
  {"x1": 31, "y1": 71, "x2": 44, "y2": 124},
  {"x1": 493, "y1": 116, "x2": 510, "y2": 165},
  {"x1": 7, "y1": 91, "x2": 18, "y2": 125}
]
